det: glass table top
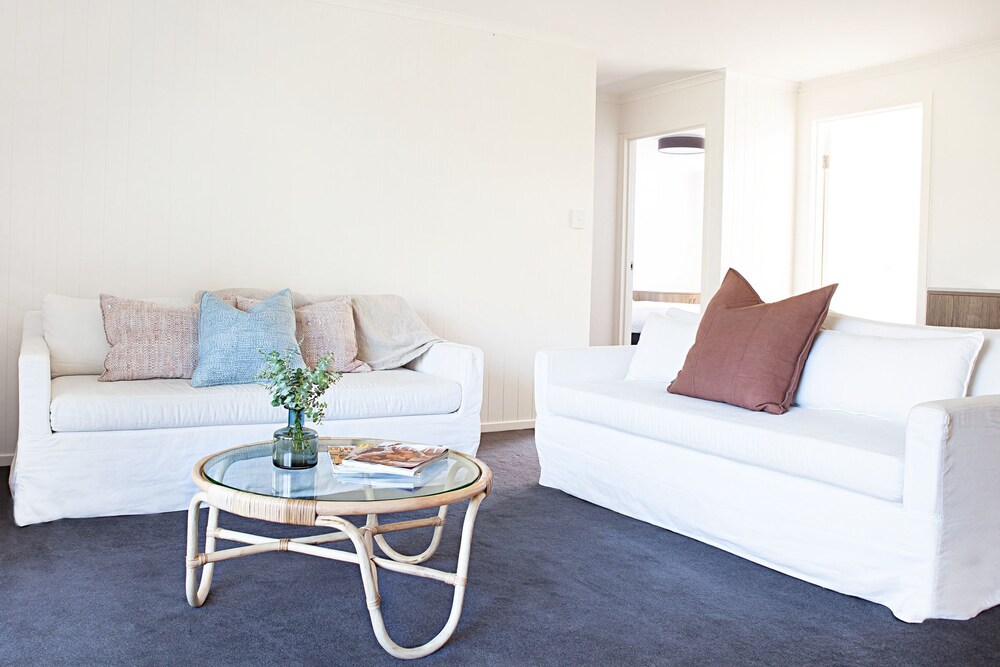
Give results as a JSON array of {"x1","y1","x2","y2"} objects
[{"x1": 202, "y1": 438, "x2": 482, "y2": 503}]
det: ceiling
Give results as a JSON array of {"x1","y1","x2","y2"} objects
[{"x1": 380, "y1": 0, "x2": 1000, "y2": 94}]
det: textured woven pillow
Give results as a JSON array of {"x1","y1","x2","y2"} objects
[
  {"x1": 43, "y1": 293, "x2": 196, "y2": 376},
  {"x1": 668, "y1": 268, "x2": 837, "y2": 414},
  {"x1": 234, "y1": 295, "x2": 370, "y2": 373},
  {"x1": 99, "y1": 295, "x2": 199, "y2": 381},
  {"x1": 191, "y1": 289, "x2": 302, "y2": 388}
]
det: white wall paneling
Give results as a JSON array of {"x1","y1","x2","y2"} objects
[
  {"x1": 0, "y1": 0, "x2": 597, "y2": 460},
  {"x1": 796, "y1": 44, "x2": 1000, "y2": 299},
  {"x1": 721, "y1": 72, "x2": 798, "y2": 299}
]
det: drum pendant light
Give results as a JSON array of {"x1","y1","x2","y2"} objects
[{"x1": 657, "y1": 135, "x2": 705, "y2": 154}]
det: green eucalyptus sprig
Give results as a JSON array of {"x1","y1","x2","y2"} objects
[{"x1": 256, "y1": 348, "x2": 342, "y2": 425}]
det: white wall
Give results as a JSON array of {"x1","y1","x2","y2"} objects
[
  {"x1": 795, "y1": 43, "x2": 1000, "y2": 297},
  {"x1": 590, "y1": 98, "x2": 620, "y2": 345},
  {"x1": 0, "y1": 0, "x2": 597, "y2": 460},
  {"x1": 721, "y1": 72, "x2": 798, "y2": 299}
]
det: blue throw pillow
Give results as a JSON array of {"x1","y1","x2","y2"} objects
[{"x1": 191, "y1": 289, "x2": 303, "y2": 388}]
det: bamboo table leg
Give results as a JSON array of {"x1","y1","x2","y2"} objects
[
  {"x1": 318, "y1": 493, "x2": 485, "y2": 660},
  {"x1": 185, "y1": 492, "x2": 219, "y2": 608},
  {"x1": 369, "y1": 505, "x2": 449, "y2": 564},
  {"x1": 184, "y1": 493, "x2": 486, "y2": 660}
]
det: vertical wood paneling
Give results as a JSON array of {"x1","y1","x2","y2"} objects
[
  {"x1": 0, "y1": 0, "x2": 596, "y2": 458},
  {"x1": 31, "y1": 0, "x2": 65, "y2": 309},
  {"x1": 78, "y1": 0, "x2": 112, "y2": 298},
  {"x1": 0, "y1": 0, "x2": 19, "y2": 456},
  {"x1": 723, "y1": 73, "x2": 797, "y2": 298},
  {"x1": 54, "y1": 0, "x2": 88, "y2": 298},
  {"x1": 6, "y1": 0, "x2": 43, "y2": 459}
]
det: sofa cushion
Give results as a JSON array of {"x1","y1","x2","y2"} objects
[
  {"x1": 99, "y1": 295, "x2": 201, "y2": 381},
  {"x1": 42, "y1": 293, "x2": 196, "y2": 377},
  {"x1": 233, "y1": 295, "x2": 371, "y2": 373},
  {"x1": 192, "y1": 290, "x2": 302, "y2": 388},
  {"x1": 625, "y1": 311, "x2": 699, "y2": 384},
  {"x1": 795, "y1": 329, "x2": 984, "y2": 422},
  {"x1": 825, "y1": 312, "x2": 1000, "y2": 397},
  {"x1": 668, "y1": 268, "x2": 837, "y2": 414},
  {"x1": 547, "y1": 379, "x2": 905, "y2": 501},
  {"x1": 50, "y1": 370, "x2": 462, "y2": 432}
]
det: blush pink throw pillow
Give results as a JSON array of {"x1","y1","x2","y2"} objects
[
  {"x1": 667, "y1": 269, "x2": 837, "y2": 414},
  {"x1": 234, "y1": 296, "x2": 371, "y2": 373},
  {"x1": 99, "y1": 295, "x2": 200, "y2": 381}
]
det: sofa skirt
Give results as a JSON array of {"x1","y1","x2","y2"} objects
[
  {"x1": 535, "y1": 414, "x2": 1000, "y2": 623},
  {"x1": 10, "y1": 413, "x2": 479, "y2": 526}
]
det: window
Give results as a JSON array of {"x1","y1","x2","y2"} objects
[{"x1": 815, "y1": 105, "x2": 923, "y2": 323}]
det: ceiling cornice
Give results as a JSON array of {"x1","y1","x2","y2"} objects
[
  {"x1": 799, "y1": 38, "x2": 1000, "y2": 92},
  {"x1": 603, "y1": 70, "x2": 727, "y2": 105}
]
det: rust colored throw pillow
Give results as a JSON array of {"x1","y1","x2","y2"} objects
[
  {"x1": 234, "y1": 296, "x2": 371, "y2": 373},
  {"x1": 99, "y1": 295, "x2": 200, "y2": 381},
  {"x1": 667, "y1": 269, "x2": 837, "y2": 414}
]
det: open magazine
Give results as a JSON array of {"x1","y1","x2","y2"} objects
[{"x1": 331, "y1": 442, "x2": 450, "y2": 477}]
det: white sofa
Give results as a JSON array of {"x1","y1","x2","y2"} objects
[
  {"x1": 12, "y1": 307, "x2": 483, "y2": 526},
  {"x1": 535, "y1": 311, "x2": 1000, "y2": 622}
]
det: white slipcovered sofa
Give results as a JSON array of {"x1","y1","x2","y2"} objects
[
  {"x1": 12, "y1": 296, "x2": 483, "y2": 526},
  {"x1": 535, "y1": 310, "x2": 1000, "y2": 622}
]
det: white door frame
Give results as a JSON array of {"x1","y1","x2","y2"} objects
[
  {"x1": 617, "y1": 125, "x2": 707, "y2": 344},
  {"x1": 809, "y1": 100, "x2": 931, "y2": 324}
]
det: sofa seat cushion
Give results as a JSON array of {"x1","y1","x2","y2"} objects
[
  {"x1": 50, "y1": 370, "x2": 462, "y2": 432},
  {"x1": 547, "y1": 380, "x2": 905, "y2": 502}
]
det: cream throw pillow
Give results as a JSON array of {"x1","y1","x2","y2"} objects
[
  {"x1": 42, "y1": 293, "x2": 197, "y2": 377},
  {"x1": 99, "y1": 295, "x2": 200, "y2": 381},
  {"x1": 795, "y1": 329, "x2": 985, "y2": 422},
  {"x1": 234, "y1": 296, "x2": 371, "y2": 373},
  {"x1": 625, "y1": 311, "x2": 700, "y2": 384}
]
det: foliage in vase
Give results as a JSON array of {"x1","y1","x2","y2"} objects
[{"x1": 256, "y1": 348, "x2": 341, "y2": 446}]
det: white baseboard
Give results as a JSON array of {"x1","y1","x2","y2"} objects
[
  {"x1": 0, "y1": 454, "x2": 12, "y2": 467},
  {"x1": 481, "y1": 419, "x2": 534, "y2": 433}
]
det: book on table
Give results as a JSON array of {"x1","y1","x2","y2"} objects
[{"x1": 331, "y1": 442, "x2": 450, "y2": 478}]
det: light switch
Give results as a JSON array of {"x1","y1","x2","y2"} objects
[{"x1": 570, "y1": 209, "x2": 586, "y2": 230}]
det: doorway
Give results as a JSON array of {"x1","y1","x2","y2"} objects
[
  {"x1": 621, "y1": 128, "x2": 706, "y2": 343},
  {"x1": 814, "y1": 105, "x2": 925, "y2": 323}
]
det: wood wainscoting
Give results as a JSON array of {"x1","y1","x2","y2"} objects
[
  {"x1": 632, "y1": 291, "x2": 701, "y2": 304},
  {"x1": 926, "y1": 290, "x2": 1000, "y2": 329}
]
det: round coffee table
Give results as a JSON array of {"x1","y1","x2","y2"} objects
[{"x1": 185, "y1": 437, "x2": 492, "y2": 660}]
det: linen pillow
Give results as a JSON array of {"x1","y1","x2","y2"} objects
[
  {"x1": 824, "y1": 312, "x2": 1000, "y2": 398},
  {"x1": 668, "y1": 269, "x2": 837, "y2": 414},
  {"x1": 42, "y1": 293, "x2": 197, "y2": 377},
  {"x1": 99, "y1": 295, "x2": 200, "y2": 381},
  {"x1": 191, "y1": 289, "x2": 302, "y2": 388},
  {"x1": 795, "y1": 329, "x2": 984, "y2": 422},
  {"x1": 626, "y1": 311, "x2": 700, "y2": 383},
  {"x1": 233, "y1": 295, "x2": 371, "y2": 373}
]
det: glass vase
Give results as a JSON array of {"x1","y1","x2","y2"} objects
[{"x1": 272, "y1": 408, "x2": 319, "y2": 470}]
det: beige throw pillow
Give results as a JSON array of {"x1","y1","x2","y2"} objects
[
  {"x1": 99, "y1": 295, "x2": 200, "y2": 381},
  {"x1": 234, "y1": 296, "x2": 371, "y2": 373}
]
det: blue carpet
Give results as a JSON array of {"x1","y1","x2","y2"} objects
[{"x1": 2, "y1": 430, "x2": 999, "y2": 665}]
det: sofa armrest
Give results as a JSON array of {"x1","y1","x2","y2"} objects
[
  {"x1": 904, "y1": 395, "x2": 1000, "y2": 515},
  {"x1": 534, "y1": 346, "x2": 636, "y2": 416},
  {"x1": 406, "y1": 342, "x2": 484, "y2": 417},
  {"x1": 19, "y1": 311, "x2": 53, "y2": 438},
  {"x1": 903, "y1": 395, "x2": 1000, "y2": 613}
]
